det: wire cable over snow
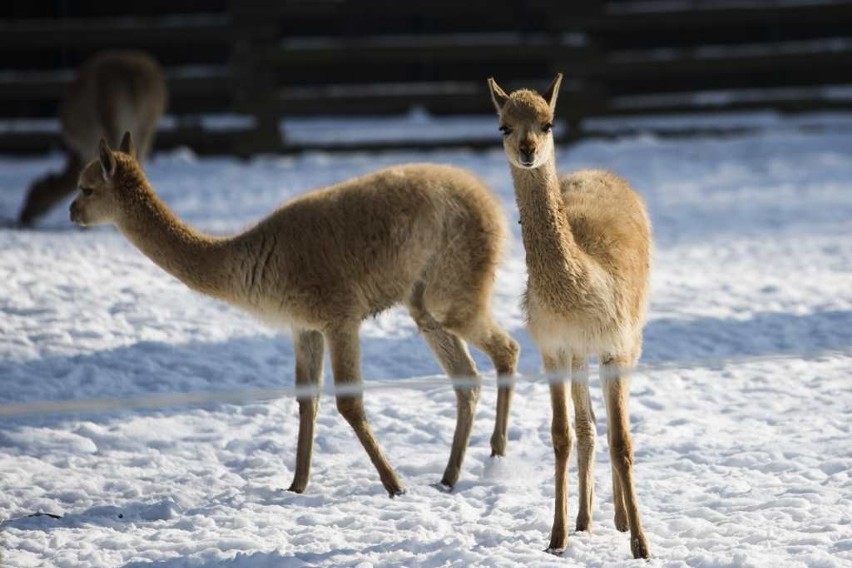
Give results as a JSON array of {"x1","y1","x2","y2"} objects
[{"x1": 0, "y1": 348, "x2": 849, "y2": 418}]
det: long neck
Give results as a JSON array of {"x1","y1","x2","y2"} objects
[
  {"x1": 60, "y1": 153, "x2": 84, "y2": 186},
  {"x1": 115, "y1": 178, "x2": 232, "y2": 299},
  {"x1": 511, "y1": 157, "x2": 588, "y2": 300}
]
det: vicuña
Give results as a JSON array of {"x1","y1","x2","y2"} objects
[
  {"x1": 70, "y1": 133, "x2": 520, "y2": 496},
  {"x1": 488, "y1": 74, "x2": 652, "y2": 559}
]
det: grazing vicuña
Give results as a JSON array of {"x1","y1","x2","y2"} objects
[{"x1": 20, "y1": 50, "x2": 166, "y2": 226}]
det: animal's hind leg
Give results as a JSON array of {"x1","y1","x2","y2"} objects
[
  {"x1": 407, "y1": 302, "x2": 480, "y2": 489},
  {"x1": 287, "y1": 328, "x2": 324, "y2": 494},
  {"x1": 601, "y1": 370, "x2": 628, "y2": 532},
  {"x1": 601, "y1": 356, "x2": 650, "y2": 559},
  {"x1": 325, "y1": 323, "x2": 404, "y2": 497},
  {"x1": 462, "y1": 316, "x2": 519, "y2": 457}
]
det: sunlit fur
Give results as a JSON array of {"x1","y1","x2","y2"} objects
[
  {"x1": 71, "y1": 134, "x2": 520, "y2": 496},
  {"x1": 19, "y1": 50, "x2": 166, "y2": 226},
  {"x1": 489, "y1": 74, "x2": 652, "y2": 559}
]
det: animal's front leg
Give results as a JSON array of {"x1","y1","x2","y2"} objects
[
  {"x1": 288, "y1": 328, "x2": 324, "y2": 494},
  {"x1": 544, "y1": 351, "x2": 573, "y2": 554},
  {"x1": 571, "y1": 357, "x2": 596, "y2": 532},
  {"x1": 325, "y1": 324, "x2": 405, "y2": 497}
]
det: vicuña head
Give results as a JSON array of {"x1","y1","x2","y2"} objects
[
  {"x1": 70, "y1": 132, "x2": 140, "y2": 228},
  {"x1": 487, "y1": 73, "x2": 562, "y2": 169}
]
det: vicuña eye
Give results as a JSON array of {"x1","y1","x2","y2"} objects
[
  {"x1": 80, "y1": 187, "x2": 93, "y2": 197},
  {"x1": 499, "y1": 126, "x2": 512, "y2": 136},
  {"x1": 542, "y1": 123, "x2": 553, "y2": 133}
]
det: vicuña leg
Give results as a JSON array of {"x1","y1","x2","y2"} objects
[
  {"x1": 601, "y1": 361, "x2": 629, "y2": 533},
  {"x1": 545, "y1": 351, "x2": 573, "y2": 553},
  {"x1": 326, "y1": 324, "x2": 404, "y2": 497},
  {"x1": 288, "y1": 328, "x2": 324, "y2": 493},
  {"x1": 464, "y1": 318, "x2": 519, "y2": 457},
  {"x1": 602, "y1": 357, "x2": 650, "y2": 559},
  {"x1": 612, "y1": 464, "x2": 629, "y2": 532},
  {"x1": 571, "y1": 356, "x2": 596, "y2": 532},
  {"x1": 408, "y1": 303, "x2": 481, "y2": 488}
]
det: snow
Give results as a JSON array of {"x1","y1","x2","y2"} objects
[{"x1": 1, "y1": 118, "x2": 851, "y2": 566}]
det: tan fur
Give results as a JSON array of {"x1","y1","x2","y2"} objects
[
  {"x1": 488, "y1": 74, "x2": 651, "y2": 559},
  {"x1": 19, "y1": 51, "x2": 166, "y2": 226},
  {"x1": 70, "y1": 134, "x2": 519, "y2": 496}
]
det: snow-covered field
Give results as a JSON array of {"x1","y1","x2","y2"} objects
[{"x1": 1, "y1": 118, "x2": 851, "y2": 567}]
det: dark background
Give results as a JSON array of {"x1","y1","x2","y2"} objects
[{"x1": 1, "y1": 0, "x2": 851, "y2": 154}]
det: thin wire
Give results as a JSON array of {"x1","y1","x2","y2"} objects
[{"x1": 0, "y1": 347, "x2": 849, "y2": 419}]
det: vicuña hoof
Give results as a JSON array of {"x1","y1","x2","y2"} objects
[
  {"x1": 631, "y1": 535, "x2": 650, "y2": 559},
  {"x1": 490, "y1": 435, "x2": 506, "y2": 457},
  {"x1": 547, "y1": 532, "x2": 567, "y2": 555},
  {"x1": 440, "y1": 471, "x2": 459, "y2": 488}
]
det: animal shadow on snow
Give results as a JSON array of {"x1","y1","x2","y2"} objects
[
  {"x1": 0, "y1": 310, "x2": 848, "y2": 566},
  {"x1": 642, "y1": 308, "x2": 852, "y2": 364},
  {"x1": 0, "y1": 309, "x2": 849, "y2": 421}
]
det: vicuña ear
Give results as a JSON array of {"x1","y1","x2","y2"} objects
[
  {"x1": 543, "y1": 73, "x2": 563, "y2": 113},
  {"x1": 119, "y1": 131, "x2": 136, "y2": 158},
  {"x1": 99, "y1": 138, "x2": 117, "y2": 181},
  {"x1": 487, "y1": 77, "x2": 510, "y2": 113}
]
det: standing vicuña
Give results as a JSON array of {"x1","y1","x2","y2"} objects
[
  {"x1": 488, "y1": 74, "x2": 652, "y2": 559},
  {"x1": 70, "y1": 133, "x2": 519, "y2": 496},
  {"x1": 19, "y1": 50, "x2": 166, "y2": 226}
]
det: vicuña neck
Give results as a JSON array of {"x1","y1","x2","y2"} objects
[
  {"x1": 511, "y1": 157, "x2": 587, "y2": 300},
  {"x1": 115, "y1": 177, "x2": 231, "y2": 299}
]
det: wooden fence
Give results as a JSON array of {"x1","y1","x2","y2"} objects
[{"x1": 0, "y1": 0, "x2": 850, "y2": 155}]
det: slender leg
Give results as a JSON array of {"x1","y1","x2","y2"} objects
[
  {"x1": 325, "y1": 324, "x2": 404, "y2": 497},
  {"x1": 571, "y1": 356, "x2": 596, "y2": 532},
  {"x1": 602, "y1": 357, "x2": 650, "y2": 559},
  {"x1": 19, "y1": 155, "x2": 81, "y2": 226},
  {"x1": 443, "y1": 365, "x2": 480, "y2": 488},
  {"x1": 408, "y1": 305, "x2": 481, "y2": 488},
  {"x1": 287, "y1": 328, "x2": 324, "y2": 494},
  {"x1": 464, "y1": 319, "x2": 520, "y2": 457},
  {"x1": 545, "y1": 351, "x2": 573, "y2": 553},
  {"x1": 601, "y1": 364, "x2": 629, "y2": 532},
  {"x1": 612, "y1": 461, "x2": 629, "y2": 532}
]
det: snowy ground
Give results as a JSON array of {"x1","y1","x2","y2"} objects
[{"x1": 1, "y1": 118, "x2": 851, "y2": 567}]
